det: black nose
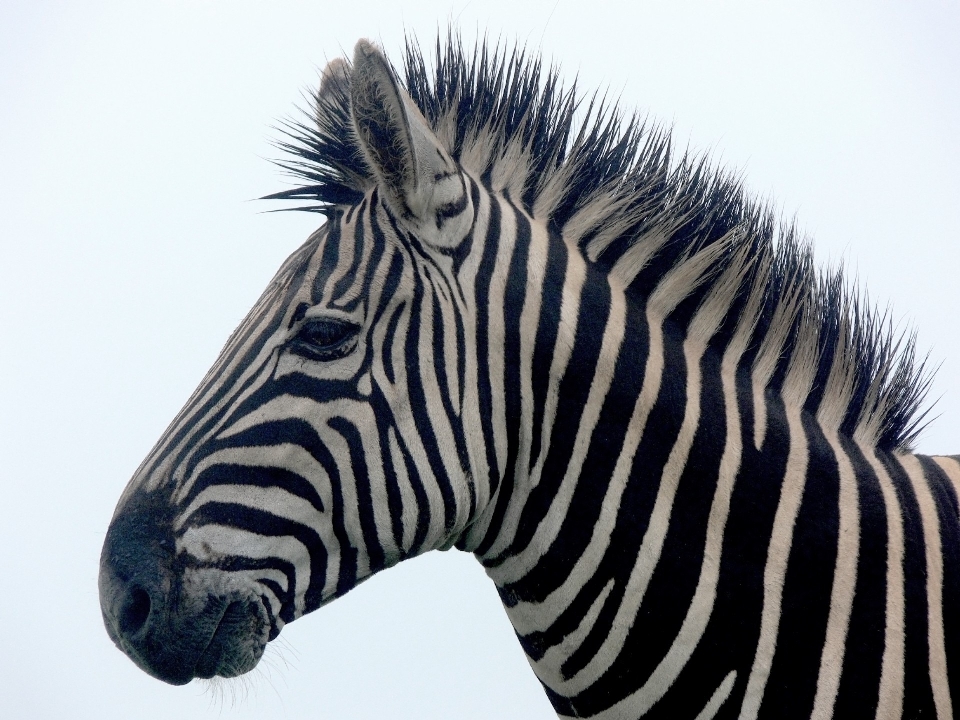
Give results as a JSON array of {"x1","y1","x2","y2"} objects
[{"x1": 98, "y1": 490, "x2": 192, "y2": 684}]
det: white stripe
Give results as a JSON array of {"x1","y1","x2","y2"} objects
[
  {"x1": 176, "y1": 442, "x2": 333, "y2": 515},
  {"x1": 177, "y1": 483, "x2": 324, "y2": 532},
  {"x1": 748, "y1": 286, "x2": 802, "y2": 451},
  {"x1": 751, "y1": 382, "x2": 769, "y2": 452},
  {"x1": 454, "y1": 183, "x2": 493, "y2": 528},
  {"x1": 530, "y1": 580, "x2": 615, "y2": 689},
  {"x1": 355, "y1": 408, "x2": 399, "y2": 562},
  {"x1": 517, "y1": 219, "x2": 550, "y2": 487},
  {"x1": 860, "y1": 445, "x2": 905, "y2": 720},
  {"x1": 810, "y1": 433, "x2": 860, "y2": 719},
  {"x1": 933, "y1": 456, "x2": 960, "y2": 511},
  {"x1": 388, "y1": 427, "x2": 419, "y2": 551},
  {"x1": 695, "y1": 671, "x2": 738, "y2": 720},
  {"x1": 739, "y1": 406, "x2": 809, "y2": 720},
  {"x1": 900, "y1": 453, "x2": 954, "y2": 720},
  {"x1": 485, "y1": 197, "x2": 517, "y2": 484},
  {"x1": 425, "y1": 265, "x2": 463, "y2": 414}
]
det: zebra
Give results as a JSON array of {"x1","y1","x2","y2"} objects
[{"x1": 98, "y1": 35, "x2": 960, "y2": 719}]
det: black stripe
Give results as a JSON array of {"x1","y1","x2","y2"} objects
[
  {"x1": 182, "y1": 502, "x2": 327, "y2": 619},
  {"x1": 760, "y1": 415, "x2": 839, "y2": 719},
  {"x1": 472, "y1": 195, "x2": 510, "y2": 555},
  {"x1": 669, "y1": 384, "x2": 790, "y2": 718},
  {"x1": 832, "y1": 439, "x2": 885, "y2": 718},
  {"x1": 920, "y1": 455, "x2": 960, "y2": 709},
  {"x1": 882, "y1": 452, "x2": 937, "y2": 717},
  {"x1": 528, "y1": 222, "x2": 567, "y2": 475}
]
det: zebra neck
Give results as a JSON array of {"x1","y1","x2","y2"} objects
[
  {"x1": 455, "y1": 198, "x2": 643, "y2": 559},
  {"x1": 469, "y1": 332, "x2": 960, "y2": 719}
]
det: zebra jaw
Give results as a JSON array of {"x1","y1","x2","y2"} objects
[{"x1": 98, "y1": 492, "x2": 272, "y2": 684}]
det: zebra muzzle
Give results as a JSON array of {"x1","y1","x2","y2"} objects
[{"x1": 99, "y1": 490, "x2": 269, "y2": 684}]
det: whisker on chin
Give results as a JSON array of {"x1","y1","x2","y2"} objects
[
  {"x1": 267, "y1": 634, "x2": 301, "y2": 670},
  {"x1": 200, "y1": 672, "x2": 255, "y2": 710},
  {"x1": 197, "y1": 642, "x2": 294, "y2": 710}
]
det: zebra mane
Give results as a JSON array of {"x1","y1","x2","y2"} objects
[{"x1": 266, "y1": 33, "x2": 932, "y2": 452}]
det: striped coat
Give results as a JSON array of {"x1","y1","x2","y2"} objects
[{"x1": 99, "y1": 36, "x2": 959, "y2": 719}]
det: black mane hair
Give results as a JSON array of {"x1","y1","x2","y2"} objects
[{"x1": 265, "y1": 32, "x2": 931, "y2": 452}]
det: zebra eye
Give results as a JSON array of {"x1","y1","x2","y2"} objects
[{"x1": 288, "y1": 318, "x2": 360, "y2": 361}]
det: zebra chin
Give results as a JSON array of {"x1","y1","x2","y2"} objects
[{"x1": 98, "y1": 491, "x2": 272, "y2": 684}]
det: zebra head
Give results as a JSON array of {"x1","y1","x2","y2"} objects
[{"x1": 99, "y1": 41, "x2": 487, "y2": 684}]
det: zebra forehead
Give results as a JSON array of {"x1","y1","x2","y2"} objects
[{"x1": 264, "y1": 32, "x2": 931, "y2": 452}]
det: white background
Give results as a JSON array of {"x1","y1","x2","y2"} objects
[{"x1": 1, "y1": 1, "x2": 958, "y2": 718}]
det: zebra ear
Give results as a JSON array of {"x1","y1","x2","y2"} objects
[
  {"x1": 320, "y1": 57, "x2": 350, "y2": 99},
  {"x1": 318, "y1": 57, "x2": 350, "y2": 106},
  {"x1": 350, "y1": 40, "x2": 469, "y2": 249},
  {"x1": 315, "y1": 56, "x2": 351, "y2": 129}
]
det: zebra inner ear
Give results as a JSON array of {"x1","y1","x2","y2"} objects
[{"x1": 350, "y1": 39, "x2": 468, "y2": 248}]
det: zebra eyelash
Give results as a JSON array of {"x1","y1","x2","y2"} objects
[{"x1": 286, "y1": 317, "x2": 361, "y2": 362}]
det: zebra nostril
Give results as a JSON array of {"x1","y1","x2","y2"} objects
[{"x1": 118, "y1": 586, "x2": 152, "y2": 636}]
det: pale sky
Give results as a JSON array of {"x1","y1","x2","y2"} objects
[{"x1": 2, "y1": 2, "x2": 959, "y2": 718}]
